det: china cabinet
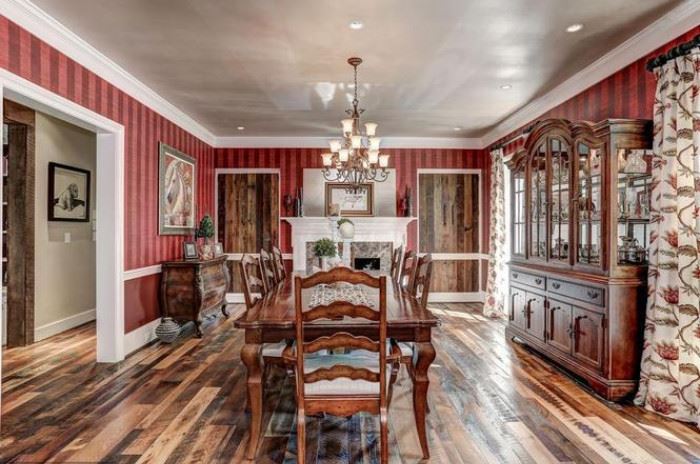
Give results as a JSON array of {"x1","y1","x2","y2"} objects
[{"x1": 505, "y1": 119, "x2": 652, "y2": 401}]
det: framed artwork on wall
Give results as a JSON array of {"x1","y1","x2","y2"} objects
[
  {"x1": 183, "y1": 241, "x2": 198, "y2": 260},
  {"x1": 48, "y1": 162, "x2": 90, "y2": 222},
  {"x1": 159, "y1": 142, "x2": 196, "y2": 235},
  {"x1": 324, "y1": 183, "x2": 374, "y2": 217}
]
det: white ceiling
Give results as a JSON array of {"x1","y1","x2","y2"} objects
[{"x1": 29, "y1": 0, "x2": 681, "y2": 138}]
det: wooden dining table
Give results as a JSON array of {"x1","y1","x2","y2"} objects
[{"x1": 234, "y1": 273, "x2": 440, "y2": 460}]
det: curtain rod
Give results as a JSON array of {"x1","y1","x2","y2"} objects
[{"x1": 646, "y1": 34, "x2": 700, "y2": 71}]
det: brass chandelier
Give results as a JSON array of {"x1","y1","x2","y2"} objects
[{"x1": 321, "y1": 57, "x2": 389, "y2": 188}]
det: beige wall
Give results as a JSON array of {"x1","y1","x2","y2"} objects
[{"x1": 34, "y1": 112, "x2": 96, "y2": 329}]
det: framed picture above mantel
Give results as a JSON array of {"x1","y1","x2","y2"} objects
[
  {"x1": 159, "y1": 142, "x2": 196, "y2": 235},
  {"x1": 325, "y1": 183, "x2": 374, "y2": 217}
]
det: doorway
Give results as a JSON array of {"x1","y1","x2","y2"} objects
[{"x1": 0, "y1": 69, "x2": 125, "y2": 415}]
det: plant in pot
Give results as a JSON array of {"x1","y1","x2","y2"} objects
[
  {"x1": 337, "y1": 218, "x2": 355, "y2": 240},
  {"x1": 196, "y1": 214, "x2": 215, "y2": 259},
  {"x1": 313, "y1": 237, "x2": 337, "y2": 270}
]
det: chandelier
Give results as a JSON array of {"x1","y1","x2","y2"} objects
[{"x1": 321, "y1": 57, "x2": 390, "y2": 188}]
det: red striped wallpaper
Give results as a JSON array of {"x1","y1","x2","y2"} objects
[
  {"x1": 491, "y1": 25, "x2": 700, "y2": 153},
  {"x1": 215, "y1": 148, "x2": 489, "y2": 252},
  {"x1": 0, "y1": 16, "x2": 216, "y2": 272},
  {"x1": 0, "y1": 16, "x2": 215, "y2": 331}
]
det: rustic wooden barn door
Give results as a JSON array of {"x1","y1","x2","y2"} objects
[
  {"x1": 216, "y1": 171, "x2": 279, "y2": 293},
  {"x1": 418, "y1": 171, "x2": 481, "y2": 298}
]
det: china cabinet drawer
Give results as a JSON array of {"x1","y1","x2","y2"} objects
[
  {"x1": 547, "y1": 279, "x2": 604, "y2": 307},
  {"x1": 510, "y1": 271, "x2": 545, "y2": 290}
]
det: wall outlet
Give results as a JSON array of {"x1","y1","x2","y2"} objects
[{"x1": 64, "y1": 232, "x2": 71, "y2": 243}]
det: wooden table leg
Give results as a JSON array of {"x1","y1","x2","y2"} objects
[
  {"x1": 241, "y1": 342, "x2": 263, "y2": 460},
  {"x1": 413, "y1": 341, "x2": 436, "y2": 459}
]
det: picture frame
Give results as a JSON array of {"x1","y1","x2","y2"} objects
[
  {"x1": 214, "y1": 242, "x2": 224, "y2": 257},
  {"x1": 183, "y1": 241, "x2": 198, "y2": 260},
  {"x1": 48, "y1": 162, "x2": 91, "y2": 222},
  {"x1": 324, "y1": 183, "x2": 374, "y2": 217},
  {"x1": 159, "y1": 142, "x2": 197, "y2": 235}
]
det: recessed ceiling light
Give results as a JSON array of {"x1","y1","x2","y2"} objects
[
  {"x1": 349, "y1": 20, "x2": 364, "y2": 30},
  {"x1": 566, "y1": 23, "x2": 584, "y2": 33},
  {"x1": 453, "y1": 127, "x2": 462, "y2": 131},
  {"x1": 500, "y1": 84, "x2": 512, "y2": 90},
  {"x1": 237, "y1": 126, "x2": 245, "y2": 131}
]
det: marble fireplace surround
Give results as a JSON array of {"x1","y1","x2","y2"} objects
[{"x1": 283, "y1": 217, "x2": 417, "y2": 272}]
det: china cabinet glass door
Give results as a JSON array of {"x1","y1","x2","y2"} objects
[
  {"x1": 576, "y1": 142, "x2": 602, "y2": 266},
  {"x1": 550, "y1": 138, "x2": 570, "y2": 262},
  {"x1": 512, "y1": 167, "x2": 526, "y2": 256},
  {"x1": 529, "y1": 143, "x2": 547, "y2": 259},
  {"x1": 617, "y1": 149, "x2": 652, "y2": 265}
]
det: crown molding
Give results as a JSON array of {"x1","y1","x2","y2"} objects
[
  {"x1": 0, "y1": 0, "x2": 216, "y2": 145},
  {"x1": 214, "y1": 136, "x2": 484, "y2": 150},
  {"x1": 481, "y1": 0, "x2": 700, "y2": 147}
]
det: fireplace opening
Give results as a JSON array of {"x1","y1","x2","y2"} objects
[{"x1": 354, "y1": 257, "x2": 381, "y2": 271}]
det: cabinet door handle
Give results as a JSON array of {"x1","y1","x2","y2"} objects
[
  {"x1": 586, "y1": 290, "x2": 599, "y2": 299},
  {"x1": 512, "y1": 272, "x2": 519, "y2": 279},
  {"x1": 551, "y1": 282, "x2": 561, "y2": 289},
  {"x1": 566, "y1": 323, "x2": 574, "y2": 338},
  {"x1": 550, "y1": 306, "x2": 560, "y2": 312},
  {"x1": 535, "y1": 278, "x2": 543, "y2": 285}
]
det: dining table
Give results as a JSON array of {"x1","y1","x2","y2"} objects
[{"x1": 233, "y1": 273, "x2": 440, "y2": 460}]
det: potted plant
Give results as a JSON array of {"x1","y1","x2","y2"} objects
[
  {"x1": 196, "y1": 214, "x2": 215, "y2": 259},
  {"x1": 313, "y1": 237, "x2": 337, "y2": 270},
  {"x1": 337, "y1": 218, "x2": 355, "y2": 239}
]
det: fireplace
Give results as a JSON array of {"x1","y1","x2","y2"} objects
[{"x1": 354, "y1": 257, "x2": 381, "y2": 271}]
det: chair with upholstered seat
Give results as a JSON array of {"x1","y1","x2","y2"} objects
[
  {"x1": 239, "y1": 254, "x2": 288, "y2": 369},
  {"x1": 390, "y1": 245, "x2": 403, "y2": 283},
  {"x1": 291, "y1": 268, "x2": 397, "y2": 463},
  {"x1": 259, "y1": 248, "x2": 279, "y2": 291},
  {"x1": 272, "y1": 246, "x2": 287, "y2": 282},
  {"x1": 391, "y1": 253, "x2": 433, "y2": 387}
]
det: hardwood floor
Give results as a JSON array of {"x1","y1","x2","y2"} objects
[{"x1": 2, "y1": 304, "x2": 700, "y2": 463}]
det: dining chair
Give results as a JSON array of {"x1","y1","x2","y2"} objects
[
  {"x1": 391, "y1": 253, "x2": 434, "y2": 386},
  {"x1": 259, "y1": 248, "x2": 279, "y2": 291},
  {"x1": 239, "y1": 254, "x2": 289, "y2": 371},
  {"x1": 390, "y1": 245, "x2": 403, "y2": 283},
  {"x1": 289, "y1": 268, "x2": 397, "y2": 463},
  {"x1": 272, "y1": 245, "x2": 287, "y2": 282},
  {"x1": 399, "y1": 249, "x2": 417, "y2": 291}
]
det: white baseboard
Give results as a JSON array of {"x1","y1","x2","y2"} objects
[
  {"x1": 124, "y1": 318, "x2": 161, "y2": 356},
  {"x1": 34, "y1": 308, "x2": 96, "y2": 342},
  {"x1": 429, "y1": 292, "x2": 485, "y2": 303}
]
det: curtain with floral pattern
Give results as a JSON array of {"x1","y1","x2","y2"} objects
[
  {"x1": 635, "y1": 49, "x2": 700, "y2": 423},
  {"x1": 484, "y1": 148, "x2": 506, "y2": 317}
]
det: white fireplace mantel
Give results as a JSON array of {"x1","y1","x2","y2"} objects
[{"x1": 282, "y1": 217, "x2": 416, "y2": 271}]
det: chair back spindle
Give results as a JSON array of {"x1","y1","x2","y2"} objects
[
  {"x1": 272, "y1": 246, "x2": 287, "y2": 282},
  {"x1": 239, "y1": 254, "x2": 267, "y2": 309},
  {"x1": 412, "y1": 253, "x2": 433, "y2": 310},
  {"x1": 399, "y1": 250, "x2": 418, "y2": 292},
  {"x1": 259, "y1": 248, "x2": 279, "y2": 291},
  {"x1": 390, "y1": 245, "x2": 403, "y2": 283}
]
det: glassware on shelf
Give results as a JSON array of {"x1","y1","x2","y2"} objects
[
  {"x1": 624, "y1": 149, "x2": 649, "y2": 174},
  {"x1": 618, "y1": 236, "x2": 647, "y2": 264}
]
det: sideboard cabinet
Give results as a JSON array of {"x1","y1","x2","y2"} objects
[
  {"x1": 161, "y1": 256, "x2": 230, "y2": 337},
  {"x1": 505, "y1": 118, "x2": 652, "y2": 401}
]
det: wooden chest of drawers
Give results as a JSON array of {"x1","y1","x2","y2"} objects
[{"x1": 160, "y1": 256, "x2": 231, "y2": 337}]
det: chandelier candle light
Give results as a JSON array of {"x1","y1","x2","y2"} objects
[{"x1": 321, "y1": 57, "x2": 390, "y2": 188}]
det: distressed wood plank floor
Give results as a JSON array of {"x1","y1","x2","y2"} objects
[{"x1": 2, "y1": 303, "x2": 700, "y2": 463}]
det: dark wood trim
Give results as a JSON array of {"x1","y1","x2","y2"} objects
[{"x1": 4, "y1": 99, "x2": 36, "y2": 347}]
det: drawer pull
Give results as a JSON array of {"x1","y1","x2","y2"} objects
[
  {"x1": 551, "y1": 282, "x2": 561, "y2": 289},
  {"x1": 550, "y1": 306, "x2": 561, "y2": 312},
  {"x1": 586, "y1": 290, "x2": 599, "y2": 299},
  {"x1": 534, "y1": 278, "x2": 543, "y2": 285},
  {"x1": 512, "y1": 272, "x2": 519, "y2": 279}
]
